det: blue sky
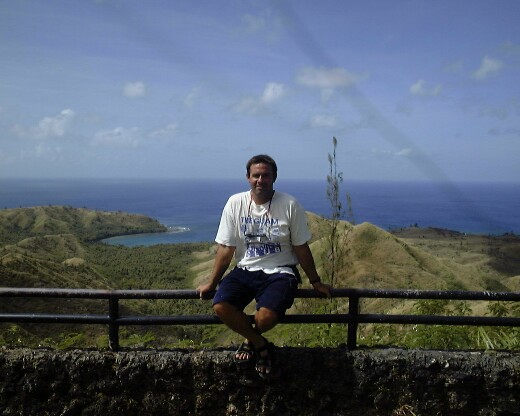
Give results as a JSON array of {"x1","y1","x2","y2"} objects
[{"x1": 1, "y1": 0, "x2": 519, "y2": 182}]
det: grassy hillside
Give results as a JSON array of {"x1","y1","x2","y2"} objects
[
  {"x1": 1, "y1": 206, "x2": 518, "y2": 349},
  {"x1": 0, "y1": 205, "x2": 166, "y2": 244},
  {"x1": 190, "y1": 213, "x2": 520, "y2": 349},
  {"x1": 300, "y1": 216, "x2": 519, "y2": 348},
  {"x1": 0, "y1": 206, "x2": 212, "y2": 348},
  {"x1": 302, "y1": 213, "x2": 519, "y2": 293}
]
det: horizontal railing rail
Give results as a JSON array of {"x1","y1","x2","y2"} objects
[{"x1": 1, "y1": 287, "x2": 519, "y2": 351}]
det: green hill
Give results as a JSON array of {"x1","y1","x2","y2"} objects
[
  {"x1": 190, "y1": 213, "x2": 519, "y2": 348},
  {"x1": 0, "y1": 206, "x2": 212, "y2": 348},
  {"x1": 1, "y1": 206, "x2": 518, "y2": 349},
  {"x1": 0, "y1": 205, "x2": 166, "y2": 244},
  {"x1": 303, "y1": 213, "x2": 519, "y2": 293}
]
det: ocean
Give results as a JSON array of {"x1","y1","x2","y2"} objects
[{"x1": 1, "y1": 178, "x2": 519, "y2": 246}]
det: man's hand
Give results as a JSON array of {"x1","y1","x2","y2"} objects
[
  {"x1": 196, "y1": 282, "x2": 217, "y2": 300},
  {"x1": 292, "y1": 243, "x2": 333, "y2": 298},
  {"x1": 197, "y1": 244, "x2": 235, "y2": 300},
  {"x1": 311, "y1": 281, "x2": 333, "y2": 298}
]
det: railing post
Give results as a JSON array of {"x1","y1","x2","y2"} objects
[
  {"x1": 347, "y1": 295, "x2": 359, "y2": 350},
  {"x1": 108, "y1": 297, "x2": 120, "y2": 352}
]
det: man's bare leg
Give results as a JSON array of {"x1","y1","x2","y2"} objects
[
  {"x1": 213, "y1": 302, "x2": 265, "y2": 348},
  {"x1": 214, "y1": 302, "x2": 279, "y2": 377},
  {"x1": 254, "y1": 307, "x2": 278, "y2": 333},
  {"x1": 253, "y1": 307, "x2": 278, "y2": 377},
  {"x1": 213, "y1": 303, "x2": 278, "y2": 356}
]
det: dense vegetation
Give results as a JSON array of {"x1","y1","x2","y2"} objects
[
  {"x1": 0, "y1": 206, "x2": 519, "y2": 350},
  {"x1": 0, "y1": 206, "x2": 216, "y2": 348},
  {"x1": 0, "y1": 205, "x2": 166, "y2": 243}
]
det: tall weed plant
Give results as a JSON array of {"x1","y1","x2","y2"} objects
[
  {"x1": 323, "y1": 137, "x2": 354, "y2": 288},
  {"x1": 310, "y1": 137, "x2": 355, "y2": 345}
]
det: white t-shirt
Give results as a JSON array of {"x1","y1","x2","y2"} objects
[{"x1": 215, "y1": 190, "x2": 311, "y2": 274}]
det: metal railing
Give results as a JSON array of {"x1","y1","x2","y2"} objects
[{"x1": 1, "y1": 287, "x2": 519, "y2": 351}]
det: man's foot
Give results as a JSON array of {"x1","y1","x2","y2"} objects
[
  {"x1": 255, "y1": 338, "x2": 279, "y2": 380},
  {"x1": 234, "y1": 340, "x2": 255, "y2": 368}
]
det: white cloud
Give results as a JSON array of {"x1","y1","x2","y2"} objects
[
  {"x1": 296, "y1": 67, "x2": 366, "y2": 103},
  {"x1": 36, "y1": 109, "x2": 75, "y2": 138},
  {"x1": 409, "y1": 80, "x2": 424, "y2": 95},
  {"x1": 90, "y1": 122, "x2": 178, "y2": 148},
  {"x1": 235, "y1": 82, "x2": 286, "y2": 115},
  {"x1": 409, "y1": 79, "x2": 441, "y2": 96},
  {"x1": 123, "y1": 81, "x2": 146, "y2": 98},
  {"x1": 472, "y1": 56, "x2": 503, "y2": 80},
  {"x1": 91, "y1": 127, "x2": 140, "y2": 147},
  {"x1": 261, "y1": 82, "x2": 285, "y2": 104},
  {"x1": 149, "y1": 123, "x2": 178, "y2": 138},
  {"x1": 184, "y1": 87, "x2": 201, "y2": 107},
  {"x1": 370, "y1": 147, "x2": 415, "y2": 159},
  {"x1": 12, "y1": 109, "x2": 75, "y2": 139},
  {"x1": 296, "y1": 67, "x2": 362, "y2": 89},
  {"x1": 395, "y1": 148, "x2": 413, "y2": 157}
]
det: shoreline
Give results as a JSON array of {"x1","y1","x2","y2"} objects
[
  {"x1": 390, "y1": 225, "x2": 519, "y2": 239},
  {"x1": 101, "y1": 221, "x2": 520, "y2": 248}
]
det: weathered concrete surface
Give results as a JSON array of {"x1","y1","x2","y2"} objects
[{"x1": 0, "y1": 347, "x2": 519, "y2": 415}]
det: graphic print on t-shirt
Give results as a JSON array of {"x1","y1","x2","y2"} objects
[{"x1": 241, "y1": 215, "x2": 281, "y2": 258}]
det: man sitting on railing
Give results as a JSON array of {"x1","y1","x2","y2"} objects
[{"x1": 197, "y1": 154, "x2": 332, "y2": 380}]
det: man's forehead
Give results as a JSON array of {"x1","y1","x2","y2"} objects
[{"x1": 249, "y1": 163, "x2": 273, "y2": 172}]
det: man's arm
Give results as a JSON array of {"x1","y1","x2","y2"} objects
[
  {"x1": 292, "y1": 243, "x2": 332, "y2": 298},
  {"x1": 197, "y1": 244, "x2": 236, "y2": 299}
]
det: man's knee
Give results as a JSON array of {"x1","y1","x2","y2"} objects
[
  {"x1": 212, "y1": 301, "x2": 225, "y2": 316},
  {"x1": 213, "y1": 301, "x2": 236, "y2": 318},
  {"x1": 255, "y1": 307, "x2": 278, "y2": 332}
]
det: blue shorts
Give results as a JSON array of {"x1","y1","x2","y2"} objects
[{"x1": 212, "y1": 267, "x2": 299, "y2": 317}]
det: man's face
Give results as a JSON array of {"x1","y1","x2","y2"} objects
[{"x1": 247, "y1": 163, "x2": 275, "y2": 201}]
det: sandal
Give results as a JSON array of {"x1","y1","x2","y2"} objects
[
  {"x1": 255, "y1": 338, "x2": 279, "y2": 380},
  {"x1": 234, "y1": 341, "x2": 255, "y2": 368}
]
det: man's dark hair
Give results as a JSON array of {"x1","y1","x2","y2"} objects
[{"x1": 246, "y1": 154, "x2": 278, "y2": 181}]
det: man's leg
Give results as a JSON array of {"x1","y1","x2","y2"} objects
[
  {"x1": 252, "y1": 307, "x2": 279, "y2": 377},
  {"x1": 212, "y1": 270, "x2": 292, "y2": 378},
  {"x1": 254, "y1": 307, "x2": 278, "y2": 334},
  {"x1": 213, "y1": 301, "x2": 266, "y2": 349},
  {"x1": 215, "y1": 302, "x2": 276, "y2": 377},
  {"x1": 252, "y1": 274, "x2": 297, "y2": 378}
]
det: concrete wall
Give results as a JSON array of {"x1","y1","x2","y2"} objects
[{"x1": 1, "y1": 347, "x2": 519, "y2": 415}]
